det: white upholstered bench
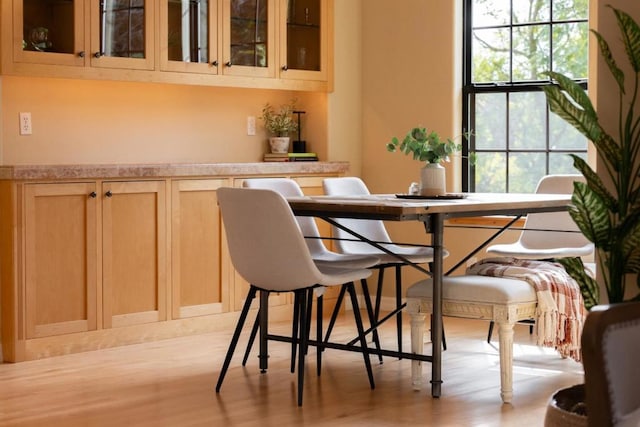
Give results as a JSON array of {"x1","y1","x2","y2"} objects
[{"x1": 406, "y1": 275, "x2": 538, "y2": 403}]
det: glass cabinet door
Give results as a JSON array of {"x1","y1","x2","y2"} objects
[
  {"x1": 91, "y1": 0, "x2": 155, "y2": 70},
  {"x1": 222, "y1": 0, "x2": 275, "y2": 78},
  {"x1": 280, "y1": 0, "x2": 327, "y2": 81},
  {"x1": 14, "y1": 0, "x2": 86, "y2": 66},
  {"x1": 160, "y1": 0, "x2": 219, "y2": 73}
]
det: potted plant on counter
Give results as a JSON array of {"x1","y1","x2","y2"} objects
[
  {"x1": 386, "y1": 126, "x2": 467, "y2": 196},
  {"x1": 261, "y1": 99, "x2": 298, "y2": 154}
]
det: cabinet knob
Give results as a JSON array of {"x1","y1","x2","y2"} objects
[
  {"x1": 281, "y1": 65, "x2": 288, "y2": 71},
  {"x1": 89, "y1": 191, "x2": 97, "y2": 198},
  {"x1": 225, "y1": 61, "x2": 232, "y2": 67},
  {"x1": 93, "y1": 52, "x2": 103, "y2": 58},
  {"x1": 105, "y1": 190, "x2": 112, "y2": 198},
  {"x1": 211, "y1": 60, "x2": 218, "y2": 67},
  {"x1": 78, "y1": 51, "x2": 85, "y2": 58}
]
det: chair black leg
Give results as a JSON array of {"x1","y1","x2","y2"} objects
[
  {"x1": 346, "y1": 282, "x2": 375, "y2": 390},
  {"x1": 242, "y1": 311, "x2": 261, "y2": 366},
  {"x1": 258, "y1": 290, "x2": 269, "y2": 373},
  {"x1": 324, "y1": 285, "x2": 347, "y2": 346},
  {"x1": 291, "y1": 292, "x2": 300, "y2": 373},
  {"x1": 360, "y1": 278, "x2": 383, "y2": 364},
  {"x1": 395, "y1": 265, "x2": 403, "y2": 358},
  {"x1": 216, "y1": 286, "x2": 258, "y2": 393},
  {"x1": 296, "y1": 289, "x2": 310, "y2": 406},
  {"x1": 487, "y1": 321, "x2": 495, "y2": 343},
  {"x1": 316, "y1": 294, "x2": 323, "y2": 376}
]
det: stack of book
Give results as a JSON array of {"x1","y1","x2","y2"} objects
[{"x1": 263, "y1": 152, "x2": 318, "y2": 162}]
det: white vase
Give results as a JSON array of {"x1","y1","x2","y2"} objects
[
  {"x1": 420, "y1": 163, "x2": 446, "y2": 196},
  {"x1": 269, "y1": 137, "x2": 290, "y2": 154}
]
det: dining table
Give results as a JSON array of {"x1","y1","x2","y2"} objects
[{"x1": 287, "y1": 191, "x2": 573, "y2": 398}]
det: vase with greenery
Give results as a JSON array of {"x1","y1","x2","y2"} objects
[
  {"x1": 386, "y1": 126, "x2": 466, "y2": 196},
  {"x1": 261, "y1": 99, "x2": 298, "y2": 154},
  {"x1": 543, "y1": 5, "x2": 640, "y2": 310}
]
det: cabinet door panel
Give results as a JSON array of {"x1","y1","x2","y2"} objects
[
  {"x1": 171, "y1": 179, "x2": 228, "y2": 319},
  {"x1": 102, "y1": 181, "x2": 167, "y2": 328},
  {"x1": 90, "y1": 0, "x2": 155, "y2": 70},
  {"x1": 279, "y1": 0, "x2": 328, "y2": 81},
  {"x1": 222, "y1": 0, "x2": 276, "y2": 78},
  {"x1": 160, "y1": 0, "x2": 219, "y2": 73},
  {"x1": 13, "y1": 0, "x2": 86, "y2": 66},
  {"x1": 24, "y1": 182, "x2": 97, "y2": 338}
]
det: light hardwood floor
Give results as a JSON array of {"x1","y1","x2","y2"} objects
[{"x1": 0, "y1": 312, "x2": 583, "y2": 426}]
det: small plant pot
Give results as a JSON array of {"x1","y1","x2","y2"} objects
[
  {"x1": 420, "y1": 163, "x2": 446, "y2": 196},
  {"x1": 269, "y1": 137, "x2": 290, "y2": 154},
  {"x1": 544, "y1": 384, "x2": 588, "y2": 427}
]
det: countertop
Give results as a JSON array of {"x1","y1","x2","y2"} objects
[{"x1": 0, "y1": 161, "x2": 350, "y2": 180}]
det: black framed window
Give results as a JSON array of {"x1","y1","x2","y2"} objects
[{"x1": 462, "y1": 0, "x2": 588, "y2": 193}]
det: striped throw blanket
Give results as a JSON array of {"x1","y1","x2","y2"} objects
[{"x1": 466, "y1": 257, "x2": 586, "y2": 362}]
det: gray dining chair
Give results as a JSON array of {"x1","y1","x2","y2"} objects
[
  {"x1": 215, "y1": 187, "x2": 375, "y2": 406},
  {"x1": 322, "y1": 176, "x2": 444, "y2": 357},
  {"x1": 241, "y1": 178, "x2": 381, "y2": 368}
]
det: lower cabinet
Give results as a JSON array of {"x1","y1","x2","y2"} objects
[
  {"x1": 102, "y1": 180, "x2": 168, "y2": 328},
  {"x1": 171, "y1": 179, "x2": 229, "y2": 319},
  {"x1": 0, "y1": 169, "x2": 345, "y2": 362},
  {"x1": 24, "y1": 182, "x2": 98, "y2": 339}
]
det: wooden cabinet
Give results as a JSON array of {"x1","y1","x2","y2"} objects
[
  {"x1": 13, "y1": 0, "x2": 154, "y2": 70},
  {"x1": 160, "y1": 0, "x2": 219, "y2": 74},
  {"x1": 171, "y1": 179, "x2": 229, "y2": 319},
  {"x1": 279, "y1": 0, "x2": 329, "y2": 82},
  {"x1": 102, "y1": 180, "x2": 167, "y2": 328},
  {"x1": 0, "y1": 163, "x2": 348, "y2": 362},
  {"x1": 3, "y1": 0, "x2": 332, "y2": 90},
  {"x1": 24, "y1": 182, "x2": 98, "y2": 338}
]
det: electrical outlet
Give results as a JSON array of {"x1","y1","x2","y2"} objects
[
  {"x1": 19, "y1": 112, "x2": 32, "y2": 135},
  {"x1": 247, "y1": 116, "x2": 256, "y2": 136}
]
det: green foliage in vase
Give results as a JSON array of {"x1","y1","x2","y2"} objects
[
  {"x1": 260, "y1": 99, "x2": 298, "y2": 137},
  {"x1": 543, "y1": 6, "x2": 640, "y2": 308},
  {"x1": 386, "y1": 127, "x2": 468, "y2": 165}
]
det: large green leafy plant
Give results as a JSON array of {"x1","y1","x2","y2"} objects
[{"x1": 543, "y1": 6, "x2": 640, "y2": 309}]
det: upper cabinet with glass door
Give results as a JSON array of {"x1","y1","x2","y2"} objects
[
  {"x1": 160, "y1": 0, "x2": 219, "y2": 73},
  {"x1": 221, "y1": 0, "x2": 276, "y2": 78},
  {"x1": 90, "y1": 0, "x2": 155, "y2": 70},
  {"x1": 12, "y1": 0, "x2": 154, "y2": 70},
  {"x1": 279, "y1": 0, "x2": 328, "y2": 82},
  {"x1": 13, "y1": 0, "x2": 86, "y2": 66}
]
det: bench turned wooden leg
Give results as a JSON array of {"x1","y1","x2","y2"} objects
[
  {"x1": 410, "y1": 310, "x2": 426, "y2": 391},
  {"x1": 497, "y1": 321, "x2": 515, "y2": 403}
]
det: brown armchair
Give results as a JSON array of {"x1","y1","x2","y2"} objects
[{"x1": 582, "y1": 301, "x2": 640, "y2": 426}]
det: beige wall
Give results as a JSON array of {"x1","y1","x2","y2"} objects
[{"x1": 0, "y1": 77, "x2": 328, "y2": 165}]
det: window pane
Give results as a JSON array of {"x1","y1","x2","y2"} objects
[
  {"x1": 550, "y1": 152, "x2": 585, "y2": 174},
  {"x1": 475, "y1": 93, "x2": 506, "y2": 150},
  {"x1": 473, "y1": 0, "x2": 509, "y2": 27},
  {"x1": 553, "y1": 0, "x2": 588, "y2": 20},
  {"x1": 475, "y1": 152, "x2": 506, "y2": 193},
  {"x1": 472, "y1": 28, "x2": 510, "y2": 83},
  {"x1": 513, "y1": 0, "x2": 549, "y2": 24},
  {"x1": 552, "y1": 22, "x2": 588, "y2": 79},
  {"x1": 550, "y1": 111, "x2": 588, "y2": 150},
  {"x1": 509, "y1": 92, "x2": 546, "y2": 150},
  {"x1": 509, "y1": 153, "x2": 546, "y2": 192},
  {"x1": 512, "y1": 25, "x2": 549, "y2": 81}
]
